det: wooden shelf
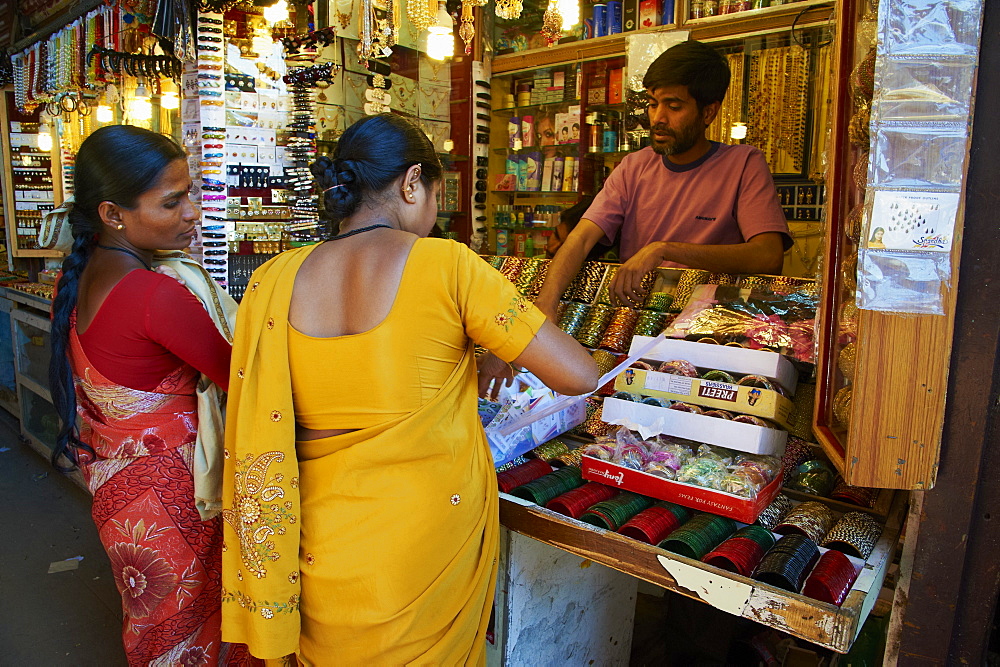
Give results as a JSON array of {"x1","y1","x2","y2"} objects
[
  {"x1": 492, "y1": 190, "x2": 582, "y2": 198},
  {"x1": 11, "y1": 249, "x2": 63, "y2": 259},
  {"x1": 499, "y1": 488, "x2": 905, "y2": 654},
  {"x1": 16, "y1": 373, "x2": 51, "y2": 404},
  {"x1": 4, "y1": 287, "x2": 52, "y2": 310},
  {"x1": 492, "y1": 0, "x2": 835, "y2": 75}
]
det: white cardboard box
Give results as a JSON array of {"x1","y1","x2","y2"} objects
[
  {"x1": 628, "y1": 336, "x2": 799, "y2": 395},
  {"x1": 601, "y1": 397, "x2": 788, "y2": 456}
]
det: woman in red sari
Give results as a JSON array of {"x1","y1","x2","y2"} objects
[{"x1": 48, "y1": 125, "x2": 251, "y2": 665}]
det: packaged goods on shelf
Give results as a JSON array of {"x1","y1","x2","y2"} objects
[
  {"x1": 628, "y1": 336, "x2": 799, "y2": 395},
  {"x1": 582, "y1": 455, "x2": 783, "y2": 523},
  {"x1": 482, "y1": 373, "x2": 588, "y2": 466},
  {"x1": 602, "y1": 395, "x2": 788, "y2": 455},
  {"x1": 614, "y1": 368, "x2": 795, "y2": 429}
]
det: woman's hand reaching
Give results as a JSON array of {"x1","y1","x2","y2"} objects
[{"x1": 477, "y1": 351, "x2": 515, "y2": 401}]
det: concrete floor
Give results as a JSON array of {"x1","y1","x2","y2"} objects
[{"x1": 0, "y1": 411, "x2": 127, "y2": 665}]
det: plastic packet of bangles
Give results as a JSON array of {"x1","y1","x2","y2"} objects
[
  {"x1": 484, "y1": 373, "x2": 588, "y2": 467},
  {"x1": 666, "y1": 283, "x2": 818, "y2": 363},
  {"x1": 586, "y1": 427, "x2": 697, "y2": 479},
  {"x1": 477, "y1": 398, "x2": 503, "y2": 427},
  {"x1": 588, "y1": 426, "x2": 784, "y2": 498}
]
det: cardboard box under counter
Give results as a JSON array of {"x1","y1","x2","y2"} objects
[
  {"x1": 600, "y1": 397, "x2": 788, "y2": 456},
  {"x1": 614, "y1": 369, "x2": 795, "y2": 430},
  {"x1": 582, "y1": 455, "x2": 784, "y2": 523}
]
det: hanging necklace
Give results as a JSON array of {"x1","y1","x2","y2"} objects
[
  {"x1": 327, "y1": 223, "x2": 394, "y2": 241},
  {"x1": 98, "y1": 244, "x2": 153, "y2": 270}
]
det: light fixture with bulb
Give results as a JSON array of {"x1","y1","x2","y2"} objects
[
  {"x1": 96, "y1": 102, "x2": 114, "y2": 123},
  {"x1": 426, "y1": 2, "x2": 455, "y2": 61},
  {"x1": 129, "y1": 79, "x2": 153, "y2": 121},
  {"x1": 557, "y1": 0, "x2": 580, "y2": 31},
  {"x1": 263, "y1": 0, "x2": 289, "y2": 24},
  {"x1": 160, "y1": 79, "x2": 179, "y2": 110},
  {"x1": 37, "y1": 113, "x2": 53, "y2": 153},
  {"x1": 730, "y1": 121, "x2": 747, "y2": 140}
]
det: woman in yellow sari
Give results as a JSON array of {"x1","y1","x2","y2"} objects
[{"x1": 221, "y1": 114, "x2": 598, "y2": 664}]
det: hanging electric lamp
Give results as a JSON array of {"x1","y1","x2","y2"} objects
[
  {"x1": 129, "y1": 80, "x2": 153, "y2": 121},
  {"x1": 37, "y1": 112, "x2": 53, "y2": 152},
  {"x1": 160, "y1": 78, "x2": 180, "y2": 110},
  {"x1": 427, "y1": 2, "x2": 455, "y2": 60}
]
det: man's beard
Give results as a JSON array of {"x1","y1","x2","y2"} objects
[{"x1": 650, "y1": 122, "x2": 700, "y2": 156}]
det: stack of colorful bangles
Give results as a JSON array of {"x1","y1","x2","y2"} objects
[{"x1": 496, "y1": 458, "x2": 878, "y2": 606}]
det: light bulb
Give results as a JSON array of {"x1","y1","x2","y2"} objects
[
  {"x1": 160, "y1": 79, "x2": 180, "y2": 109},
  {"x1": 37, "y1": 122, "x2": 53, "y2": 152},
  {"x1": 130, "y1": 81, "x2": 153, "y2": 121},
  {"x1": 557, "y1": 0, "x2": 579, "y2": 31},
  {"x1": 160, "y1": 91, "x2": 179, "y2": 109},
  {"x1": 96, "y1": 105, "x2": 114, "y2": 123},
  {"x1": 730, "y1": 122, "x2": 747, "y2": 140},
  {"x1": 263, "y1": 0, "x2": 289, "y2": 24},
  {"x1": 426, "y1": 2, "x2": 454, "y2": 61}
]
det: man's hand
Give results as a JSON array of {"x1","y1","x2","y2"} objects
[
  {"x1": 534, "y1": 296, "x2": 561, "y2": 324},
  {"x1": 611, "y1": 242, "x2": 664, "y2": 307},
  {"x1": 477, "y1": 351, "x2": 515, "y2": 401}
]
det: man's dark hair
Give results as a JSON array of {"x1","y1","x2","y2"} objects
[{"x1": 642, "y1": 40, "x2": 730, "y2": 109}]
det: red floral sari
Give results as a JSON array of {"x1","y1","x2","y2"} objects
[{"x1": 69, "y1": 317, "x2": 253, "y2": 666}]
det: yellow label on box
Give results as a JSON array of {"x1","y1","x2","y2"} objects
[{"x1": 615, "y1": 369, "x2": 794, "y2": 430}]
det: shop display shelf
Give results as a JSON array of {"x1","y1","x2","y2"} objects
[
  {"x1": 492, "y1": 0, "x2": 832, "y2": 75},
  {"x1": 499, "y1": 488, "x2": 904, "y2": 654},
  {"x1": 781, "y1": 486, "x2": 896, "y2": 520},
  {"x1": 11, "y1": 306, "x2": 52, "y2": 392},
  {"x1": 18, "y1": 382, "x2": 58, "y2": 455},
  {"x1": 491, "y1": 190, "x2": 582, "y2": 199},
  {"x1": 3, "y1": 287, "x2": 52, "y2": 314},
  {"x1": 491, "y1": 101, "x2": 578, "y2": 118},
  {"x1": 0, "y1": 297, "x2": 18, "y2": 416},
  {"x1": 492, "y1": 146, "x2": 584, "y2": 156},
  {"x1": 582, "y1": 150, "x2": 633, "y2": 160}
]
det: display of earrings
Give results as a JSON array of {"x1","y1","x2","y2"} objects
[
  {"x1": 364, "y1": 60, "x2": 391, "y2": 114},
  {"x1": 358, "y1": 0, "x2": 398, "y2": 62},
  {"x1": 495, "y1": 0, "x2": 523, "y2": 20},
  {"x1": 458, "y1": 0, "x2": 490, "y2": 54}
]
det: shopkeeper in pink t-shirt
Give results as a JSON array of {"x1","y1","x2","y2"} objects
[{"x1": 533, "y1": 40, "x2": 791, "y2": 322}]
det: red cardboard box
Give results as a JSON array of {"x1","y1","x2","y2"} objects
[
  {"x1": 608, "y1": 68, "x2": 623, "y2": 104},
  {"x1": 638, "y1": 0, "x2": 662, "y2": 28},
  {"x1": 582, "y1": 456, "x2": 783, "y2": 523}
]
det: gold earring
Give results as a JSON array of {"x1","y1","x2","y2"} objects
[{"x1": 116, "y1": 223, "x2": 125, "y2": 230}]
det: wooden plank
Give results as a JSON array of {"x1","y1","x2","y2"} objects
[
  {"x1": 11, "y1": 249, "x2": 63, "y2": 258},
  {"x1": 4, "y1": 288, "x2": 52, "y2": 310},
  {"x1": 812, "y1": 0, "x2": 857, "y2": 473},
  {"x1": 499, "y1": 489, "x2": 906, "y2": 653},
  {"x1": 782, "y1": 488, "x2": 894, "y2": 519},
  {"x1": 893, "y1": 1, "x2": 1000, "y2": 660},
  {"x1": 811, "y1": 0, "x2": 956, "y2": 490},
  {"x1": 846, "y1": 303, "x2": 956, "y2": 489}
]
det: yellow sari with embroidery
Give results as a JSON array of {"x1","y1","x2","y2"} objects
[{"x1": 221, "y1": 239, "x2": 545, "y2": 664}]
